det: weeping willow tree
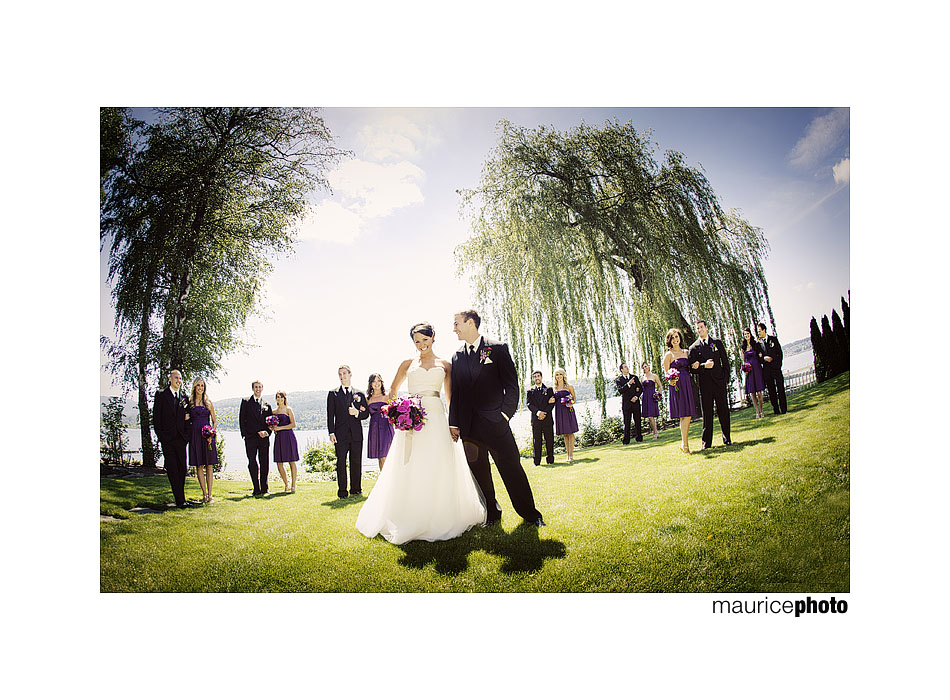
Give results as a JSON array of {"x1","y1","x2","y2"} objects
[{"x1": 457, "y1": 119, "x2": 774, "y2": 416}]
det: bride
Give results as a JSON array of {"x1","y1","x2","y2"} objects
[{"x1": 355, "y1": 322, "x2": 487, "y2": 543}]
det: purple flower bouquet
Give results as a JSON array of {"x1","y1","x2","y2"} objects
[
  {"x1": 664, "y1": 367, "x2": 680, "y2": 391},
  {"x1": 382, "y1": 395, "x2": 427, "y2": 432}
]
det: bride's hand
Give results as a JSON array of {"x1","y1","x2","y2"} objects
[{"x1": 450, "y1": 427, "x2": 460, "y2": 442}]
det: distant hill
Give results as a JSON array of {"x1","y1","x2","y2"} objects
[{"x1": 783, "y1": 336, "x2": 811, "y2": 356}]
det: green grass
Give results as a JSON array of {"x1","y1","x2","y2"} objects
[{"x1": 100, "y1": 373, "x2": 850, "y2": 592}]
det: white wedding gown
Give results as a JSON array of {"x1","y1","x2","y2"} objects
[{"x1": 355, "y1": 365, "x2": 487, "y2": 544}]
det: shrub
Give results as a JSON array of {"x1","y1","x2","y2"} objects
[
  {"x1": 303, "y1": 440, "x2": 337, "y2": 473},
  {"x1": 214, "y1": 433, "x2": 227, "y2": 473},
  {"x1": 597, "y1": 416, "x2": 624, "y2": 444}
]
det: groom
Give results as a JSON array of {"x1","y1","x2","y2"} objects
[
  {"x1": 327, "y1": 365, "x2": 369, "y2": 499},
  {"x1": 449, "y1": 309, "x2": 544, "y2": 527}
]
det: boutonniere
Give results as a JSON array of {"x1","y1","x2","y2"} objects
[
  {"x1": 479, "y1": 346, "x2": 493, "y2": 364},
  {"x1": 179, "y1": 397, "x2": 189, "y2": 409},
  {"x1": 263, "y1": 403, "x2": 271, "y2": 412}
]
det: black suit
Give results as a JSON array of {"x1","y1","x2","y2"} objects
[
  {"x1": 526, "y1": 384, "x2": 555, "y2": 465},
  {"x1": 688, "y1": 336, "x2": 732, "y2": 448},
  {"x1": 615, "y1": 373, "x2": 644, "y2": 443},
  {"x1": 449, "y1": 337, "x2": 541, "y2": 523},
  {"x1": 153, "y1": 386, "x2": 190, "y2": 506},
  {"x1": 240, "y1": 395, "x2": 273, "y2": 494},
  {"x1": 327, "y1": 387, "x2": 369, "y2": 497},
  {"x1": 758, "y1": 334, "x2": 787, "y2": 414}
]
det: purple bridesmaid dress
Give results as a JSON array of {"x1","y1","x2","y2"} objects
[
  {"x1": 554, "y1": 389, "x2": 579, "y2": 435},
  {"x1": 743, "y1": 350, "x2": 765, "y2": 394},
  {"x1": 641, "y1": 379, "x2": 660, "y2": 418},
  {"x1": 273, "y1": 413, "x2": 299, "y2": 462},
  {"x1": 367, "y1": 401, "x2": 394, "y2": 459},
  {"x1": 188, "y1": 404, "x2": 218, "y2": 466},
  {"x1": 667, "y1": 357, "x2": 698, "y2": 419}
]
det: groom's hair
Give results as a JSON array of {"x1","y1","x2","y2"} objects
[
  {"x1": 456, "y1": 309, "x2": 481, "y2": 329},
  {"x1": 756, "y1": 322, "x2": 768, "y2": 333},
  {"x1": 410, "y1": 322, "x2": 435, "y2": 339},
  {"x1": 338, "y1": 365, "x2": 351, "y2": 373},
  {"x1": 696, "y1": 319, "x2": 708, "y2": 328}
]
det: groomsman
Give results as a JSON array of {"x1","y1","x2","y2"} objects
[
  {"x1": 757, "y1": 322, "x2": 787, "y2": 414},
  {"x1": 152, "y1": 369, "x2": 193, "y2": 508},
  {"x1": 688, "y1": 320, "x2": 733, "y2": 449},
  {"x1": 327, "y1": 365, "x2": 369, "y2": 499},
  {"x1": 526, "y1": 370, "x2": 555, "y2": 466},
  {"x1": 615, "y1": 362, "x2": 644, "y2": 444},
  {"x1": 239, "y1": 380, "x2": 273, "y2": 496}
]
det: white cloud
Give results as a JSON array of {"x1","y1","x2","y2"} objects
[
  {"x1": 356, "y1": 113, "x2": 441, "y2": 161},
  {"x1": 833, "y1": 157, "x2": 850, "y2": 186},
  {"x1": 297, "y1": 200, "x2": 363, "y2": 244},
  {"x1": 788, "y1": 107, "x2": 850, "y2": 171},
  {"x1": 328, "y1": 159, "x2": 425, "y2": 218},
  {"x1": 792, "y1": 281, "x2": 816, "y2": 293}
]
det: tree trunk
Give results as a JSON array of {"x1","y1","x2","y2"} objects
[{"x1": 136, "y1": 274, "x2": 156, "y2": 468}]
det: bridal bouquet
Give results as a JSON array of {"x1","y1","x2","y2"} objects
[
  {"x1": 201, "y1": 424, "x2": 216, "y2": 448},
  {"x1": 664, "y1": 367, "x2": 680, "y2": 390},
  {"x1": 382, "y1": 395, "x2": 427, "y2": 432},
  {"x1": 265, "y1": 415, "x2": 279, "y2": 428},
  {"x1": 742, "y1": 362, "x2": 753, "y2": 374}
]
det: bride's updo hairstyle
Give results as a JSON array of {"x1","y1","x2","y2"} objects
[{"x1": 410, "y1": 322, "x2": 435, "y2": 339}]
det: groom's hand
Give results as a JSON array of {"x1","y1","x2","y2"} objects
[
  {"x1": 329, "y1": 433, "x2": 337, "y2": 444},
  {"x1": 450, "y1": 427, "x2": 460, "y2": 442}
]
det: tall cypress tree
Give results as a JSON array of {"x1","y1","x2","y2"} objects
[
  {"x1": 810, "y1": 317, "x2": 826, "y2": 382},
  {"x1": 832, "y1": 308, "x2": 848, "y2": 372},
  {"x1": 841, "y1": 294, "x2": 850, "y2": 341},
  {"x1": 821, "y1": 315, "x2": 838, "y2": 377}
]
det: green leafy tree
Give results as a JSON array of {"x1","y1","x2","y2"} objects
[
  {"x1": 102, "y1": 108, "x2": 345, "y2": 467},
  {"x1": 457, "y1": 119, "x2": 774, "y2": 414},
  {"x1": 100, "y1": 397, "x2": 128, "y2": 465}
]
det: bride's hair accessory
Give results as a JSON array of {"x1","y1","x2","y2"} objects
[{"x1": 410, "y1": 322, "x2": 435, "y2": 339}]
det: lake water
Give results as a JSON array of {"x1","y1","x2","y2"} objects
[{"x1": 122, "y1": 351, "x2": 811, "y2": 471}]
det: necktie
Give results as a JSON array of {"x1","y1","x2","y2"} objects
[{"x1": 469, "y1": 344, "x2": 475, "y2": 356}]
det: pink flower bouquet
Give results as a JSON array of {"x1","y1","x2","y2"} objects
[
  {"x1": 742, "y1": 362, "x2": 753, "y2": 374},
  {"x1": 265, "y1": 415, "x2": 279, "y2": 427},
  {"x1": 201, "y1": 424, "x2": 216, "y2": 448}
]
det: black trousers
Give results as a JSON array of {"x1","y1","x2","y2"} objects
[
  {"x1": 699, "y1": 380, "x2": 731, "y2": 447},
  {"x1": 764, "y1": 371, "x2": 788, "y2": 414},
  {"x1": 161, "y1": 438, "x2": 188, "y2": 506},
  {"x1": 464, "y1": 415, "x2": 541, "y2": 523},
  {"x1": 622, "y1": 400, "x2": 643, "y2": 443},
  {"x1": 245, "y1": 436, "x2": 270, "y2": 493},
  {"x1": 335, "y1": 439, "x2": 362, "y2": 497},
  {"x1": 531, "y1": 417, "x2": 555, "y2": 465}
]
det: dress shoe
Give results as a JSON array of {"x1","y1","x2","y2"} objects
[
  {"x1": 177, "y1": 502, "x2": 192, "y2": 509},
  {"x1": 483, "y1": 517, "x2": 501, "y2": 528},
  {"x1": 351, "y1": 491, "x2": 362, "y2": 496},
  {"x1": 532, "y1": 517, "x2": 547, "y2": 527},
  {"x1": 338, "y1": 494, "x2": 348, "y2": 500},
  {"x1": 723, "y1": 439, "x2": 732, "y2": 446}
]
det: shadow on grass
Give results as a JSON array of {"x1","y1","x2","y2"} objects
[
  {"x1": 539, "y1": 456, "x2": 599, "y2": 468},
  {"x1": 396, "y1": 522, "x2": 567, "y2": 576},
  {"x1": 320, "y1": 496, "x2": 364, "y2": 509},
  {"x1": 697, "y1": 436, "x2": 776, "y2": 458}
]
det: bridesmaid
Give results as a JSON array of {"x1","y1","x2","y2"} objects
[
  {"x1": 553, "y1": 368, "x2": 579, "y2": 463},
  {"x1": 640, "y1": 361, "x2": 662, "y2": 440},
  {"x1": 366, "y1": 373, "x2": 394, "y2": 470},
  {"x1": 272, "y1": 391, "x2": 299, "y2": 493},
  {"x1": 188, "y1": 378, "x2": 218, "y2": 503},
  {"x1": 742, "y1": 327, "x2": 766, "y2": 418},
  {"x1": 662, "y1": 328, "x2": 698, "y2": 453}
]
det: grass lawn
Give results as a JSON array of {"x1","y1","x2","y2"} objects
[{"x1": 100, "y1": 373, "x2": 850, "y2": 592}]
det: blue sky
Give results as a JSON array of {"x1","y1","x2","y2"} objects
[{"x1": 100, "y1": 107, "x2": 849, "y2": 400}]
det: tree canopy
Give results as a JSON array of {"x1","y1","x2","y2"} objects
[
  {"x1": 101, "y1": 107, "x2": 344, "y2": 465},
  {"x1": 457, "y1": 119, "x2": 773, "y2": 411}
]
